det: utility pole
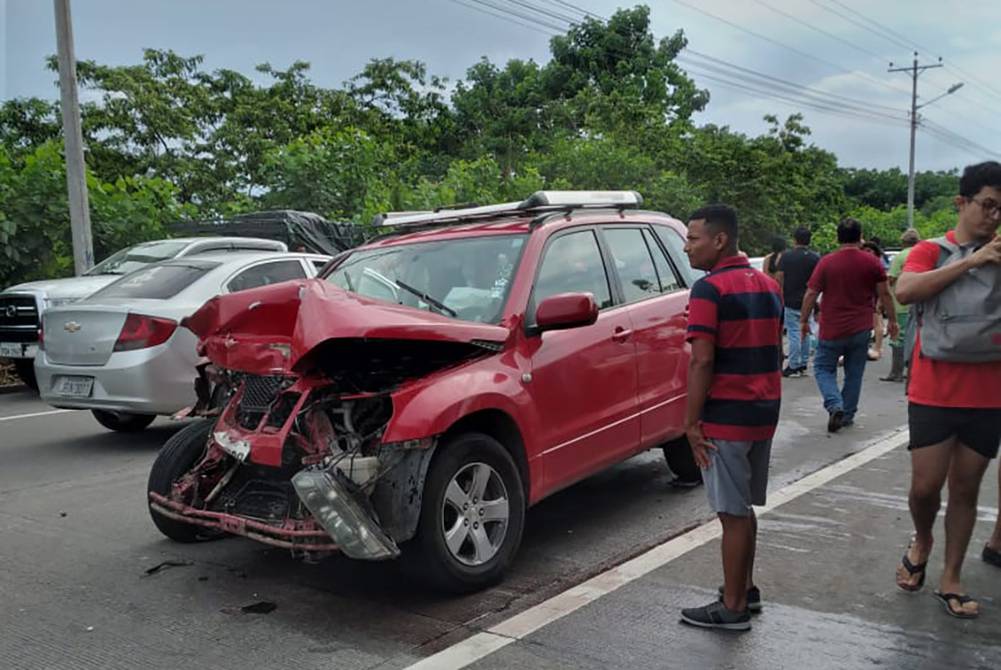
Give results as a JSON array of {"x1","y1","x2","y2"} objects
[
  {"x1": 889, "y1": 53, "x2": 944, "y2": 229},
  {"x1": 53, "y1": 0, "x2": 94, "y2": 274}
]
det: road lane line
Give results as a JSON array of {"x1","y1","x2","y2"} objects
[
  {"x1": 405, "y1": 427, "x2": 909, "y2": 670},
  {"x1": 0, "y1": 409, "x2": 74, "y2": 423}
]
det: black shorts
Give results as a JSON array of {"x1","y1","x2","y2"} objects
[{"x1": 908, "y1": 403, "x2": 1001, "y2": 459}]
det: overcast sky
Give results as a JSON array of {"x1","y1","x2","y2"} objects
[{"x1": 3, "y1": 0, "x2": 1000, "y2": 172}]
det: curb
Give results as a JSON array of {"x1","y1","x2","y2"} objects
[{"x1": 0, "y1": 384, "x2": 29, "y2": 395}]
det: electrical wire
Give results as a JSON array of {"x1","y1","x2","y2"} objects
[
  {"x1": 447, "y1": 0, "x2": 557, "y2": 36},
  {"x1": 749, "y1": 0, "x2": 889, "y2": 62}
]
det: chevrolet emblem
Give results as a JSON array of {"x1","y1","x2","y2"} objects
[
  {"x1": 4, "y1": 305, "x2": 16, "y2": 318},
  {"x1": 64, "y1": 321, "x2": 82, "y2": 333}
]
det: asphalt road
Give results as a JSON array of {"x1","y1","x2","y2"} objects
[{"x1": 0, "y1": 364, "x2": 916, "y2": 669}]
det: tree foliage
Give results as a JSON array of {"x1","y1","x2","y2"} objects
[{"x1": 0, "y1": 5, "x2": 966, "y2": 286}]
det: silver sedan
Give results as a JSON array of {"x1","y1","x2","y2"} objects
[{"x1": 35, "y1": 251, "x2": 330, "y2": 432}]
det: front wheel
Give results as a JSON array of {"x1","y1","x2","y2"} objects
[
  {"x1": 92, "y1": 409, "x2": 156, "y2": 432},
  {"x1": 412, "y1": 432, "x2": 526, "y2": 593},
  {"x1": 147, "y1": 418, "x2": 218, "y2": 543},
  {"x1": 663, "y1": 436, "x2": 703, "y2": 485}
]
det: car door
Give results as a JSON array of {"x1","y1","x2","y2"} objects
[
  {"x1": 601, "y1": 226, "x2": 689, "y2": 450},
  {"x1": 525, "y1": 228, "x2": 640, "y2": 493}
]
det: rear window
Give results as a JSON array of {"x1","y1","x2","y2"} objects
[
  {"x1": 88, "y1": 263, "x2": 217, "y2": 300},
  {"x1": 86, "y1": 240, "x2": 190, "y2": 276}
]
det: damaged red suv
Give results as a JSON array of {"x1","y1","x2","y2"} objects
[{"x1": 147, "y1": 191, "x2": 699, "y2": 592}]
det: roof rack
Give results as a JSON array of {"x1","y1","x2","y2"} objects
[{"x1": 370, "y1": 190, "x2": 643, "y2": 229}]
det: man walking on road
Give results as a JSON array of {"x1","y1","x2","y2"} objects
[
  {"x1": 799, "y1": 218, "x2": 898, "y2": 432},
  {"x1": 880, "y1": 228, "x2": 921, "y2": 382},
  {"x1": 894, "y1": 161, "x2": 1001, "y2": 619},
  {"x1": 680, "y1": 205, "x2": 783, "y2": 631},
  {"x1": 775, "y1": 226, "x2": 820, "y2": 377}
]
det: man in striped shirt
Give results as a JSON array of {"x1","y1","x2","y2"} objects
[{"x1": 679, "y1": 204, "x2": 783, "y2": 632}]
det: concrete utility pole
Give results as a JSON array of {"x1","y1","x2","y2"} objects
[
  {"x1": 888, "y1": 53, "x2": 961, "y2": 230},
  {"x1": 53, "y1": 0, "x2": 94, "y2": 274}
]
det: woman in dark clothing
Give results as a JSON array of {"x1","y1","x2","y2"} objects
[{"x1": 762, "y1": 236, "x2": 787, "y2": 281}]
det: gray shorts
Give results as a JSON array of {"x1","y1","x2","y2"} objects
[{"x1": 703, "y1": 439, "x2": 772, "y2": 517}]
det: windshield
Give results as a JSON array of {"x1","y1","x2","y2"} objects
[
  {"x1": 324, "y1": 235, "x2": 527, "y2": 324},
  {"x1": 86, "y1": 240, "x2": 189, "y2": 276},
  {"x1": 88, "y1": 262, "x2": 217, "y2": 300}
]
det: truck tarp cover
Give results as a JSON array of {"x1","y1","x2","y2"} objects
[{"x1": 168, "y1": 210, "x2": 364, "y2": 255}]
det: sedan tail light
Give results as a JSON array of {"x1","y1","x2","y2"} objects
[{"x1": 114, "y1": 314, "x2": 177, "y2": 352}]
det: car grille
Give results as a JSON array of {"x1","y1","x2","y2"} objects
[
  {"x1": 236, "y1": 375, "x2": 286, "y2": 430},
  {"x1": 0, "y1": 295, "x2": 40, "y2": 343}
]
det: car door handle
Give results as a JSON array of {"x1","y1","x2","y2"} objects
[{"x1": 612, "y1": 327, "x2": 633, "y2": 343}]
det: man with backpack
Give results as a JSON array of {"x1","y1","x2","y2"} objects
[{"x1": 893, "y1": 161, "x2": 1001, "y2": 619}]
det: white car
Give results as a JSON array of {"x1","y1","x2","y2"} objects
[
  {"x1": 35, "y1": 251, "x2": 330, "y2": 432},
  {"x1": 0, "y1": 236, "x2": 288, "y2": 389}
]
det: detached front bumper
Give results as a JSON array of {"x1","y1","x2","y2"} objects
[{"x1": 149, "y1": 466, "x2": 401, "y2": 561}]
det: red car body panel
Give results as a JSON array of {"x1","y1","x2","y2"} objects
[{"x1": 184, "y1": 211, "x2": 692, "y2": 510}]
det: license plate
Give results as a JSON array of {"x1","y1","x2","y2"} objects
[
  {"x1": 54, "y1": 376, "x2": 94, "y2": 398},
  {"x1": 0, "y1": 342, "x2": 23, "y2": 358}
]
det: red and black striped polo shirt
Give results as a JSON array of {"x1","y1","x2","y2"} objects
[{"x1": 686, "y1": 255, "x2": 783, "y2": 441}]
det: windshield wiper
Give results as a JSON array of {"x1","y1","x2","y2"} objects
[{"x1": 394, "y1": 280, "x2": 457, "y2": 317}]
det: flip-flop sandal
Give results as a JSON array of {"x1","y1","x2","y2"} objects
[
  {"x1": 934, "y1": 591, "x2": 979, "y2": 619},
  {"x1": 896, "y1": 552, "x2": 927, "y2": 592}
]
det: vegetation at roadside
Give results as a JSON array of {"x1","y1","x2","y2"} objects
[{"x1": 0, "y1": 6, "x2": 960, "y2": 287}]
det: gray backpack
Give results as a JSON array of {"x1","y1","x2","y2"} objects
[{"x1": 908, "y1": 235, "x2": 1001, "y2": 363}]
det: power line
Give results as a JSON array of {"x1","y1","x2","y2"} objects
[
  {"x1": 504, "y1": 0, "x2": 582, "y2": 25},
  {"x1": 666, "y1": 0, "x2": 912, "y2": 97},
  {"x1": 447, "y1": 0, "x2": 557, "y2": 36},
  {"x1": 805, "y1": 0, "x2": 913, "y2": 52},
  {"x1": 749, "y1": 0, "x2": 888, "y2": 62},
  {"x1": 682, "y1": 49, "x2": 903, "y2": 115},
  {"x1": 825, "y1": 0, "x2": 940, "y2": 57},
  {"x1": 466, "y1": 0, "x2": 567, "y2": 32}
]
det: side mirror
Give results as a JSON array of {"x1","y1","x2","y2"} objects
[{"x1": 535, "y1": 293, "x2": 598, "y2": 333}]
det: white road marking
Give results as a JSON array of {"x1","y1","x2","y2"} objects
[
  {"x1": 406, "y1": 427, "x2": 910, "y2": 670},
  {"x1": 0, "y1": 409, "x2": 74, "y2": 423}
]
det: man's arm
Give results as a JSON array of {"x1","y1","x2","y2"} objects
[
  {"x1": 896, "y1": 236, "x2": 1001, "y2": 304},
  {"x1": 799, "y1": 287, "x2": 819, "y2": 341},
  {"x1": 876, "y1": 281, "x2": 899, "y2": 339},
  {"x1": 685, "y1": 338, "x2": 716, "y2": 469}
]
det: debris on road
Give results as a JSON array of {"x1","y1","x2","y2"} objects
[
  {"x1": 143, "y1": 559, "x2": 194, "y2": 576},
  {"x1": 221, "y1": 601, "x2": 277, "y2": 615}
]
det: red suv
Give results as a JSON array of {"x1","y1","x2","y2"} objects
[{"x1": 147, "y1": 191, "x2": 699, "y2": 592}]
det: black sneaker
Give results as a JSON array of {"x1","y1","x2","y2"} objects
[
  {"x1": 717, "y1": 584, "x2": 763, "y2": 612},
  {"x1": 680, "y1": 600, "x2": 751, "y2": 631},
  {"x1": 827, "y1": 410, "x2": 844, "y2": 433},
  {"x1": 782, "y1": 366, "x2": 797, "y2": 378},
  {"x1": 796, "y1": 366, "x2": 809, "y2": 377}
]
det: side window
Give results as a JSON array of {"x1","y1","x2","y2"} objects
[
  {"x1": 534, "y1": 230, "x2": 612, "y2": 312},
  {"x1": 311, "y1": 259, "x2": 329, "y2": 273},
  {"x1": 654, "y1": 225, "x2": 703, "y2": 286},
  {"x1": 643, "y1": 229, "x2": 682, "y2": 293},
  {"x1": 227, "y1": 260, "x2": 307, "y2": 293},
  {"x1": 603, "y1": 228, "x2": 660, "y2": 303}
]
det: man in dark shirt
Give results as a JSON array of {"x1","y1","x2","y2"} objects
[
  {"x1": 776, "y1": 226, "x2": 820, "y2": 377},
  {"x1": 800, "y1": 218, "x2": 898, "y2": 433},
  {"x1": 681, "y1": 204, "x2": 783, "y2": 632}
]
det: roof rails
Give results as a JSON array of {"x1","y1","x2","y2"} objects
[{"x1": 370, "y1": 190, "x2": 643, "y2": 229}]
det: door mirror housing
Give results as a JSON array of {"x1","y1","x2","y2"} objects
[{"x1": 534, "y1": 293, "x2": 598, "y2": 333}]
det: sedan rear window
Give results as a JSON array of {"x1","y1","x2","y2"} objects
[
  {"x1": 88, "y1": 263, "x2": 217, "y2": 300},
  {"x1": 85, "y1": 240, "x2": 190, "y2": 276}
]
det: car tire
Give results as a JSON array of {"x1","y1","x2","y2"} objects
[
  {"x1": 412, "y1": 432, "x2": 526, "y2": 593},
  {"x1": 91, "y1": 409, "x2": 156, "y2": 432},
  {"x1": 663, "y1": 436, "x2": 703, "y2": 485},
  {"x1": 13, "y1": 359, "x2": 38, "y2": 391},
  {"x1": 147, "y1": 418, "x2": 218, "y2": 543}
]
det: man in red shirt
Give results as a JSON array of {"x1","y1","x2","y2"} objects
[
  {"x1": 894, "y1": 161, "x2": 1001, "y2": 619},
  {"x1": 799, "y1": 218, "x2": 898, "y2": 432},
  {"x1": 681, "y1": 205, "x2": 783, "y2": 631}
]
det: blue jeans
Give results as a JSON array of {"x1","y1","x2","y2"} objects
[
  {"x1": 813, "y1": 330, "x2": 871, "y2": 422},
  {"x1": 784, "y1": 308, "x2": 810, "y2": 369}
]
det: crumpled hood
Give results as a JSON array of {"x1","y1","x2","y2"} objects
[
  {"x1": 3, "y1": 275, "x2": 118, "y2": 301},
  {"x1": 183, "y1": 278, "x2": 511, "y2": 376}
]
